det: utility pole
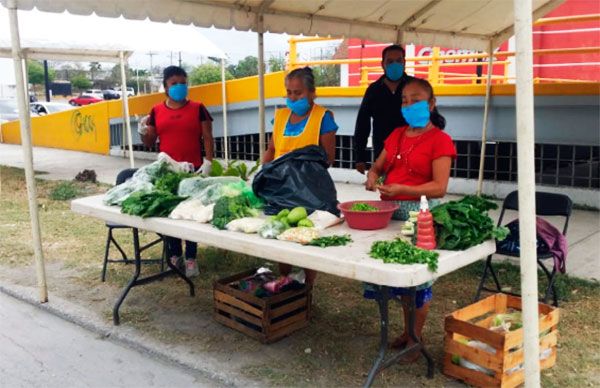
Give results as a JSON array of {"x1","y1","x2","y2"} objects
[
  {"x1": 43, "y1": 60, "x2": 50, "y2": 102},
  {"x1": 178, "y1": 52, "x2": 182, "y2": 67},
  {"x1": 147, "y1": 51, "x2": 156, "y2": 92}
]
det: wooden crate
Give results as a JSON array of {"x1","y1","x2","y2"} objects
[
  {"x1": 213, "y1": 269, "x2": 312, "y2": 344},
  {"x1": 443, "y1": 294, "x2": 559, "y2": 388}
]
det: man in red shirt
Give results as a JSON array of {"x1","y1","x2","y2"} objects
[{"x1": 139, "y1": 65, "x2": 214, "y2": 277}]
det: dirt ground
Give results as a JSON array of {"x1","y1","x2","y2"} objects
[{"x1": 1, "y1": 166, "x2": 599, "y2": 387}]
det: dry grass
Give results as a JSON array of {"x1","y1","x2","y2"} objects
[{"x1": 0, "y1": 165, "x2": 598, "y2": 387}]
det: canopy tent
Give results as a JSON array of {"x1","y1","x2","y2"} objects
[{"x1": 3, "y1": 0, "x2": 565, "y2": 386}]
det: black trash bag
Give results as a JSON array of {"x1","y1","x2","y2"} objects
[{"x1": 252, "y1": 145, "x2": 340, "y2": 216}]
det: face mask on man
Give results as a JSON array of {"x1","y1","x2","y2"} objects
[
  {"x1": 401, "y1": 100, "x2": 431, "y2": 128},
  {"x1": 385, "y1": 62, "x2": 405, "y2": 82},
  {"x1": 286, "y1": 97, "x2": 311, "y2": 116},
  {"x1": 168, "y1": 83, "x2": 188, "y2": 102}
]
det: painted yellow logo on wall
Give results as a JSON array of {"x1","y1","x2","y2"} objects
[{"x1": 71, "y1": 110, "x2": 97, "y2": 141}]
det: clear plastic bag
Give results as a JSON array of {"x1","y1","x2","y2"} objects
[
  {"x1": 177, "y1": 176, "x2": 243, "y2": 198},
  {"x1": 103, "y1": 180, "x2": 154, "y2": 206}
]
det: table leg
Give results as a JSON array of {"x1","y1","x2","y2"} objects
[
  {"x1": 112, "y1": 230, "x2": 196, "y2": 325},
  {"x1": 363, "y1": 286, "x2": 435, "y2": 387},
  {"x1": 113, "y1": 228, "x2": 142, "y2": 325},
  {"x1": 406, "y1": 287, "x2": 435, "y2": 378},
  {"x1": 364, "y1": 286, "x2": 390, "y2": 387}
]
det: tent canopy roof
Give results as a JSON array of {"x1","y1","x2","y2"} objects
[
  {"x1": 0, "y1": 7, "x2": 226, "y2": 62},
  {"x1": 2, "y1": 0, "x2": 564, "y2": 51}
]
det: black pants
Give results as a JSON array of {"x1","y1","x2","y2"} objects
[{"x1": 165, "y1": 237, "x2": 197, "y2": 260}]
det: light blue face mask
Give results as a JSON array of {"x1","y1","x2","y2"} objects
[
  {"x1": 385, "y1": 62, "x2": 405, "y2": 81},
  {"x1": 401, "y1": 100, "x2": 431, "y2": 128},
  {"x1": 168, "y1": 83, "x2": 188, "y2": 102},
  {"x1": 286, "y1": 97, "x2": 311, "y2": 116}
]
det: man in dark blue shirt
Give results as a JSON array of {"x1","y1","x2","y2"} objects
[{"x1": 353, "y1": 45, "x2": 415, "y2": 174}]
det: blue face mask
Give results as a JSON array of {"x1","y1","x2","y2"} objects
[
  {"x1": 385, "y1": 62, "x2": 405, "y2": 82},
  {"x1": 168, "y1": 83, "x2": 188, "y2": 102},
  {"x1": 401, "y1": 100, "x2": 431, "y2": 128},
  {"x1": 286, "y1": 97, "x2": 311, "y2": 116}
]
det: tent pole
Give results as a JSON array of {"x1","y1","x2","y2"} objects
[
  {"x1": 257, "y1": 26, "x2": 266, "y2": 162},
  {"x1": 120, "y1": 51, "x2": 135, "y2": 168},
  {"x1": 221, "y1": 58, "x2": 229, "y2": 164},
  {"x1": 8, "y1": 0, "x2": 48, "y2": 303},
  {"x1": 476, "y1": 40, "x2": 495, "y2": 195},
  {"x1": 514, "y1": 1, "x2": 541, "y2": 386}
]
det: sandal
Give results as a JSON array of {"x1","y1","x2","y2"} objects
[{"x1": 390, "y1": 333, "x2": 409, "y2": 350}]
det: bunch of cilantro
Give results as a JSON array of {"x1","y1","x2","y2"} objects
[
  {"x1": 431, "y1": 195, "x2": 509, "y2": 250},
  {"x1": 370, "y1": 239, "x2": 439, "y2": 271}
]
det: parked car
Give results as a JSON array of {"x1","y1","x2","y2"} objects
[
  {"x1": 0, "y1": 99, "x2": 39, "y2": 122},
  {"x1": 68, "y1": 94, "x2": 103, "y2": 106},
  {"x1": 84, "y1": 89, "x2": 104, "y2": 100},
  {"x1": 30, "y1": 101, "x2": 74, "y2": 115},
  {"x1": 114, "y1": 87, "x2": 135, "y2": 97},
  {"x1": 102, "y1": 89, "x2": 120, "y2": 100}
]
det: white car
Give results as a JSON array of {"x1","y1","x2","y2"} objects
[
  {"x1": 84, "y1": 89, "x2": 104, "y2": 100},
  {"x1": 114, "y1": 87, "x2": 135, "y2": 97},
  {"x1": 30, "y1": 101, "x2": 74, "y2": 115}
]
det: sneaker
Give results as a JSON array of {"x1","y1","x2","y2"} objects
[
  {"x1": 185, "y1": 259, "x2": 200, "y2": 278},
  {"x1": 169, "y1": 255, "x2": 183, "y2": 271}
]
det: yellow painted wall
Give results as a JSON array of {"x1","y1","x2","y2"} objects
[
  {"x1": 1, "y1": 72, "x2": 597, "y2": 155},
  {"x1": 1, "y1": 102, "x2": 111, "y2": 154}
]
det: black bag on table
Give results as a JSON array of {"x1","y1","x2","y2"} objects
[{"x1": 252, "y1": 145, "x2": 340, "y2": 216}]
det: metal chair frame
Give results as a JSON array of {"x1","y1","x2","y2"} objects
[{"x1": 474, "y1": 191, "x2": 572, "y2": 306}]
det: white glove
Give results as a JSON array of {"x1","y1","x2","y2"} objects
[
  {"x1": 199, "y1": 159, "x2": 212, "y2": 176},
  {"x1": 137, "y1": 115, "x2": 149, "y2": 136}
]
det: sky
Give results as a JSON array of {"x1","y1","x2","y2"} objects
[{"x1": 0, "y1": 6, "x2": 342, "y2": 76}]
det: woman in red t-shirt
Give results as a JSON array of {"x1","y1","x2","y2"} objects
[{"x1": 365, "y1": 77, "x2": 456, "y2": 361}]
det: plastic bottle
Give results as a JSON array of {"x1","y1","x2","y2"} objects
[{"x1": 416, "y1": 195, "x2": 437, "y2": 250}]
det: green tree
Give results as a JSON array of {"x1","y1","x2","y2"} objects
[
  {"x1": 268, "y1": 56, "x2": 286, "y2": 73},
  {"x1": 189, "y1": 64, "x2": 233, "y2": 85},
  {"x1": 313, "y1": 65, "x2": 340, "y2": 87},
  {"x1": 89, "y1": 61, "x2": 101, "y2": 82},
  {"x1": 71, "y1": 75, "x2": 92, "y2": 91},
  {"x1": 229, "y1": 56, "x2": 265, "y2": 78},
  {"x1": 27, "y1": 60, "x2": 56, "y2": 87}
]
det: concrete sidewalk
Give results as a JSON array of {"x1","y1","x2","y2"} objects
[{"x1": 1, "y1": 143, "x2": 598, "y2": 281}]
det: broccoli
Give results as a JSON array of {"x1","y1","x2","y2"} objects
[{"x1": 211, "y1": 195, "x2": 258, "y2": 229}]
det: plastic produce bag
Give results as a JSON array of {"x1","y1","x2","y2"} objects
[
  {"x1": 277, "y1": 227, "x2": 320, "y2": 244},
  {"x1": 258, "y1": 220, "x2": 288, "y2": 239},
  {"x1": 103, "y1": 180, "x2": 153, "y2": 206},
  {"x1": 169, "y1": 198, "x2": 214, "y2": 223},
  {"x1": 307, "y1": 210, "x2": 343, "y2": 230},
  {"x1": 177, "y1": 176, "x2": 242, "y2": 198},
  {"x1": 252, "y1": 145, "x2": 340, "y2": 216},
  {"x1": 226, "y1": 217, "x2": 266, "y2": 233}
]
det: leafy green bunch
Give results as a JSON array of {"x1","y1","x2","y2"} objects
[
  {"x1": 121, "y1": 191, "x2": 186, "y2": 218},
  {"x1": 209, "y1": 160, "x2": 260, "y2": 181},
  {"x1": 431, "y1": 195, "x2": 509, "y2": 250},
  {"x1": 370, "y1": 239, "x2": 439, "y2": 271},
  {"x1": 211, "y1": 195, "x2": 259, "y2": 230}
]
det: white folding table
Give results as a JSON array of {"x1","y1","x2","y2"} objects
[{"x1": 72, "y1": 195, "x2": 496, "y2": 386}]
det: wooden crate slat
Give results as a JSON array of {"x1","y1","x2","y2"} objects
[
  {"x1": 214, "y1": 290, "x2": 264, "y2": 317},
  {"x1": 444, "y1": 335, "x2": 504, "y2": 371},
  {"x1": 266, "y1": 318, "x2": 310, "y2": 344},
  {"x1": 443, "y1": 353, "x2": 500, "y2": 387},
  {"x1": 213, "y1": 312, "x2": 263, "y2": 341},
  {"x1": 270, "y1": 310, "x2": 308, "y2": 332},
  {"x1": 214, "y1": 280, "x2": 266, "y2": 308},
  {"x1": 444, "y1": 294, "x2": 559, "y2": 388},
  {"x1": 445, "y1": 316, "x2": 505, "y2": 349},
  {"x1": 215, "y1": 301, "x2": 264, "y2": 327},
  {"x1": 451, "y1": 294, "x2": 498, "y2": 322},
  {"x1": 267, "y1": 287, "x2": 309, "y2": 306},
  {"x1": 271, "y1": 296, "x2": 308, "y2": 319},
  {"x1": 213, "y1": 271, "x2": 311, "y2": 343}
]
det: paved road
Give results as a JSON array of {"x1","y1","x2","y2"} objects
[{"x1": 0, "y1": 293, "x2": 218, "y2": 388}]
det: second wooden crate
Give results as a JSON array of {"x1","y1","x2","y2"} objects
[
  {"x1": 213, "y1": 269, "x2": 311, "y2": 344},
  {"x1": 443, "y1": 293, "x2": 559, "y2": 388}
]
